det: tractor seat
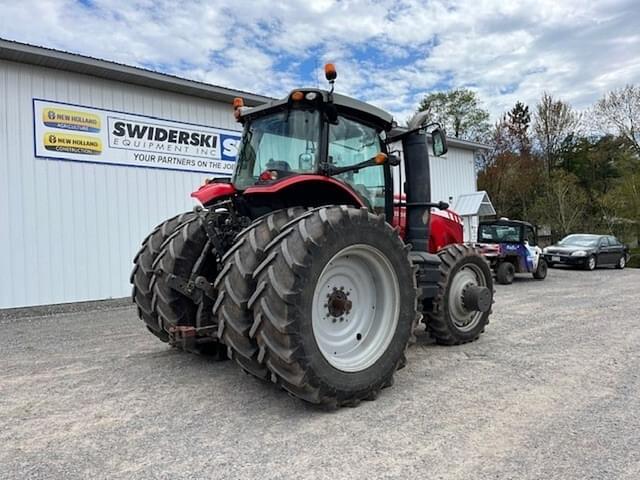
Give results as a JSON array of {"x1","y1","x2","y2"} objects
[{"x1": 266, "y1": 160, "x2": 291, "y2": 171}]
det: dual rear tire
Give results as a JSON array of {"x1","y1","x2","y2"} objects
[
  {"x1": 131, "y1": 212, "x2": 224, "y2": 355},
  {"x1": 221, "y1": 206, "x2": 418, "y2": 407},
  {"x1": 131, "y1": 212, "x2": 195, "y2": 341},
  {"x1": 133, "y1": 206, "x2": 494, "y2": 407},
  {"x1": 213, "y1": 207, "x2": 307, "y2": 379}
]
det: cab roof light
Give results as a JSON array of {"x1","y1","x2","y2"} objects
[
  {"x1": 324, "y1": 63, "x2": 337, "y2": 81},
  {"x1": 232, "y1": 97, "x2": 245, "y2": 121},
  {"x1": 291, "y1": 91, "x2": 304, "y2": 101}
]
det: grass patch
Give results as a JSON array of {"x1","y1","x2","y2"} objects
[{"x1": 629, "y1": 248, "x2": 640, "y2": 268}]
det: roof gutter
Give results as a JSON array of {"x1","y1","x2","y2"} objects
[{"x1": 0, "y1": 38, "x2": 272, "y2": 106}]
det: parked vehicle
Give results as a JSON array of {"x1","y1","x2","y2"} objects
[
  {"x1": 130, "y1": 64, "x2": 494, "y2": 408},
  {"x1": 543, "y1": 234, "x2": 629, "y2": 270},
  {"x1": 475, "y1": 218, "x2": 547, "y2": 284}
]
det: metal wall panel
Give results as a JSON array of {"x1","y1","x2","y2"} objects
[
  {"x1": 429, "y1": 148, "x2": 477, "y2": 206},
  {"x1": 0, "y1": 59, "x2": 240, "y2": 308}
]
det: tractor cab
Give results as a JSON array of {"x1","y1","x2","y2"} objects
[
  {"x1": 232, "y1": 87, "x2": 394, "y2": 216},
  {"x1": 222, "y1": 64, "x2": 448, "y2": 227}
]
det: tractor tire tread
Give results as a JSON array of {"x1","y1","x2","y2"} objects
[
  {"x1": 426, "y1": 244, "x2": 493, "y2": 346},
  {"x1": 131, "y1": 212, "x2": 195, "y2": 341},
  {"x1": 214, "y1": 207, "x2": 307, "y2": 380},
  {"x1": 152, "y1": 213, "x2": 223, "y2": 355},
  {"x1": 251, "y1": 206, "x2": 417, "y2": 408}
]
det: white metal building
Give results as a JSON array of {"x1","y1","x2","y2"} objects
[
  {"x1": 452, "y1": 191, "x2": 497, "y2": 242},
  {"x1": 0, "y1": 39, "x2": 488, "y2": 309},
  {"x1": 429, "y1": 138, "x2": 490, "y2": 210}
]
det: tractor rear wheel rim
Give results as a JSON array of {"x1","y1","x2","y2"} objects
[
  {"x1": 449, "y1": 263, "x2": 487, "y2": 332},
  {"x1": 311, "y1": 244, "x2": 400, "y2": 373}
]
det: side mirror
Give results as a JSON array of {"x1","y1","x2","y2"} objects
[{"x1": 431, "y1": 128, "x2": 448, "y2": 157}]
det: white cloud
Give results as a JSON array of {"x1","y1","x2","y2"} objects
[{"x1": 1, "y1": 0, "x2": 639, "y2": 122}]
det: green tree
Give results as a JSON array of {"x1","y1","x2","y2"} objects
[
  {"x1": 417, "y1": 88, "x2": 490, "y2": 142},
  {"x1": 560, "y1": 135, "x2": 632, "y2": 197},
  {"x1": 506, "y1": 101, "x2": 531, "y2": 155},
  {"x1": 479, "y1": 102, "x2": 542, "y2": 221},
  {"x1": 603, "y1": 172, "x2": 640, "y2": 225},
  {"x1": 533, "y1": 171, "x2": 588, "y2": 237}
]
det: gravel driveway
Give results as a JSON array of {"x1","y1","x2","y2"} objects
[{"x1": 1, "y1": 266, "x2": 639, "y2": 479}]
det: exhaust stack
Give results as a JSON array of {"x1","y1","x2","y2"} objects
[{"x1": 402, "y1": 131, "x2": 431, "y2": 252}]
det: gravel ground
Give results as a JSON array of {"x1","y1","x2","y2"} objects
[{"x1": 1, "y1": 266, "x2": 639, "y2": 480}]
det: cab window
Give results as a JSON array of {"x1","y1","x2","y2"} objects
[
  {"x1": 524, "y1": 226, "x2": 537, "y2": 245},
  {"x1": 329, "y1": 116, "x2": 385, "y2": 213}
]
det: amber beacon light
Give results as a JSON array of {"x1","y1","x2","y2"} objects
[
  {"x1": 233, "y1": 97, "x2": 244, "y2": 120},
  {"x1": 324, "y1": 63, "x2": 337, "y2": 81}
]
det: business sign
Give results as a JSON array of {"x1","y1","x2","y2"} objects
[{"x1": 33, "y1": 99, "x2": 242, "y2": 175}]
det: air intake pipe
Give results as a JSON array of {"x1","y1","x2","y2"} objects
[{"x1": 401, "y1": 130, "x2": 431, "y2": 252}]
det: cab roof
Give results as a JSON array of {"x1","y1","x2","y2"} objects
[
  {"x1": 479, "y1": 219, "x2": 536, "y2": 230},
  {"x1": 242, "y1": 88, "x2": 395, "y2": 131}
]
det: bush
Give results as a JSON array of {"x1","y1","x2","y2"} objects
[{"x1": 628, "y1": 248, "x2": 640, "y2": 268}]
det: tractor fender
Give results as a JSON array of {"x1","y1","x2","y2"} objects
[
  {"x1": 392, "y1": 194, "x2": 463, "y2": 253},
  {"x1": 191, "y1": 182, "x2": 236, "y2": 205},
  {"x1": 243, "y1": 175, "x2": 366, "y2": 209},
  {"x1": 429, "y1": 209, "x2": 464, "y2": 253}
]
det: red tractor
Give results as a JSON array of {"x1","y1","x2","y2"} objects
[{"x1": 131, "y1": 65, "x2": 493, "y2": 408}]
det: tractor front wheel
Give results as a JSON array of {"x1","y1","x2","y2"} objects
[
  {"x1": 250, "y1": 206, "x2": 418, "y2": 408},
  {"x1": 426, "y1": 244, "x2": 493, "y2": 345}
]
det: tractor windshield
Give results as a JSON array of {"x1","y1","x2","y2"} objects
[
  {"x1": 233, "y1": 109, "x2": 321, "y2": 189},
  {"x1": 329, "y1": 116, "x2": 385, "y2": 213}
]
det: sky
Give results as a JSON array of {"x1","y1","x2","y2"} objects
[{"x1": 1, "y1": 0, "x2": 639, "y2": 123}]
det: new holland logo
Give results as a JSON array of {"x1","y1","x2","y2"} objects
[
  {"x1": 42, "y1": 107, "x2": 101, "y2": 133},
  {"x1": 44, "y1": 132, "x2": 102, "y2": 155}
]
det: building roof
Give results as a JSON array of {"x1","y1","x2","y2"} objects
[
  {"x1": 452, "y1": 191, "x2": 496, "y2": 216},
  {"x1": 0, "y1": 38, "x2": 272, "y2": 106},
  {"x1": 445, "y1": 137, "x2": 491, "y2": 151},
  {"x1": 389, "y1": 126, "x2": 490, "y2": 152}
]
